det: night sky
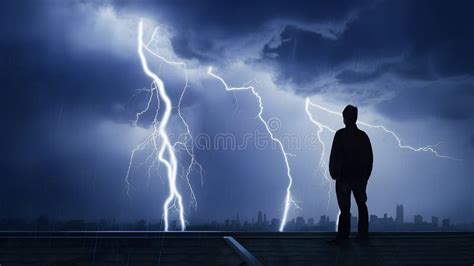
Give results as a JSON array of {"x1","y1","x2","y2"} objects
[{"x1": 1, "y1": 0, "x2": 473, "y2": 226}]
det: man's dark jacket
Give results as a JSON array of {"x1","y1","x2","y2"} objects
[{"x1": 329, "y1": 125, "x2": 373, "y2": 181}]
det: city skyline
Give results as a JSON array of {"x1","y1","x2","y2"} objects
[{"x1": 1, "y1": 203, "x2": 473, "y2": 232}]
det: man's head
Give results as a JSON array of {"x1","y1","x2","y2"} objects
[{"x1": 343, "y1": 105, "x2": 358, "y2": 126}]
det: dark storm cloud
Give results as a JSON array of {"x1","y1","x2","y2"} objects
[
  {"x1": 0, "y1": 1, "x2": 146, "y2": 119},
  {"x1": 114, "y1": 0, "x2": 474, "y2": 121},
  {"x1": 258, "y1": 0, "x2": 474, "y2": 121},
  {"x1": 377, "y1": 76, "x2": 474, "y2": 120},
  {"x1": 118, "y1": 0, "x2": 366, "y2": 33},
  {"x1": 109, "y1": 0, "x2": 372, "y2": 62},
  {"x1": 265, "y1": 0, "x2": 474, "y2": 83},
  {"x1": 2, "y1": 41, "x2": 145, "y2": 115},
  {"x1": 5, "y1": 0, "x2": 468, "y2": 120}
]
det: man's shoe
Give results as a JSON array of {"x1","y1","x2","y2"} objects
[{"x1": 326, "y1": 238, "x2": 349, "y2": 246}]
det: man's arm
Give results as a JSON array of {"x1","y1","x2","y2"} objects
[
  {"x1": 329, "y1": 131, "x2": 342, "y2": 180},
  {"x1": 364, "y1": 133, "x2": 373, "y2": 180}
]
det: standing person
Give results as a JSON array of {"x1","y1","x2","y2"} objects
[{"x1": 327, "y1": 105, "x2": 373, "y2": 245}]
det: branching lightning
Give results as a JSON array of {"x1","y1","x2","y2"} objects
[
  {"x1": 146, "y1": 26, "x2": 204, "y2": 210},
  {"x1": 304, "y1": 98, "x2": 336, "y2": 211},
  {"x1": 306, "y1": 98, "x2": 461, "y2": 161},
  {"x1": 207, "y1": 67, "x2": 296, "y2": 232},
  {"x1": 125, "y1": 20, "x2": 203, "y2": 232}
]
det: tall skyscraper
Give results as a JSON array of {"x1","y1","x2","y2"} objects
[
  {"x1": 432, "y1": 216, "x2": 439, "y2": 227},
  {"x1": 319, "y1": 215, "x2": 327, "y2": 225},
  {"x1": 396, "y1": 204, "x2": 404, "y2": 224},
  {"x1": 414, "y1": 215, "x2": 423, "y2": 225},
  {"x1": 350, "y1": 214, "x2": 358, "y2": 230},
  {"x1": 442, "y1": 218, "x2": 450, "y2": 228}
]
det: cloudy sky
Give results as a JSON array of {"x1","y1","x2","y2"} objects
[{"x1": 1, "y1": 0, "x2": 472, "y2": 228}]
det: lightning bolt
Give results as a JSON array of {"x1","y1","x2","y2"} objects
[
  {"x1": 304, "y1": 98, "x2": 336, "y2": 211},
  {"x1": 207, "y1": 67, "x2": 296, "y2": 232},
  {"x1": 305, "y1": 98, "x2": 461, "y2": 161},
  {"x1": 143, "y1": 26, "x2": 204, "y2": 210},
  {"x1": 125, "y1": 20, "x2": 203, "y2": 231}
]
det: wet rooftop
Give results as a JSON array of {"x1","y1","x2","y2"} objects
[{"x1": 0, "y1": 232, "x2": 472, "y2": 265}]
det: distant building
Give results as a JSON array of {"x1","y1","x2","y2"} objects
[
  {"x1": 271, "y1": 218, "x2": 280, "y2": 229},
  {"x1": 257, "y1": 211, "x2": 263, "y2": 225},
  {"x1": 287, "y1": 219, "x2": 296, "y2": 230},
  {"x1": 414, "y1": 215, "x2": 423, "y2": 225},
  {"x1": 307, "y1": 218, "x2": 315, "y2": 226},
  {"x1": 442, "y1": 218, "x2": 450, "y2": 228},
  {"x1": 370, "y1": 215, "x2": 379, "y2": 225},
  {"x1": 381, "y1": 213, "x2": 394, "y2": 224},
  {"x1": 396, "y1": 204, "x2": 404, "y2": 225},
  {"x1": 319, "y1": 215, "x2": 327, "y2": 226},
  {"x1": 296, "y1": 217, "x2": 305, "y2": 229},
  {"x1": 350, "y1": 215, "x2": 358, "y2": 230},
  {"x1": 432, "y1": 216, "x2": 439, "y2": 228}
]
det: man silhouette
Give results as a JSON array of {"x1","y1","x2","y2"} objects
[{"x1": 327, "y1": 105, "x2": 373, "y2": 245}]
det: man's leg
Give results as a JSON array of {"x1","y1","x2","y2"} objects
[
  {"x1": 336, "y1": 180, "x2": 351, "y2": 239},
  {"x1": 352, "y1": 180, "x2": 368, "y2": 238}
]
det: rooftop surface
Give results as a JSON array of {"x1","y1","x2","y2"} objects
[{"x1": 0, "y1": 232, "x2": 472, "y2": 265}]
